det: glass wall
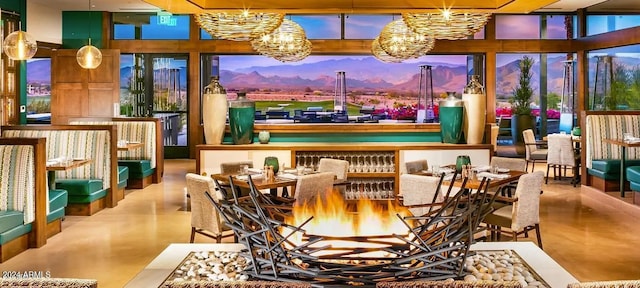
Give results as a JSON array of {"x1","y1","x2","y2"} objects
[
  {"x1": 587, "y1": 15, "x2": 640, "y2": 36},
  {"x1": 496, "y1": 14, "x2": 572, "y2": 39},
  {"x1": 289, "y1": 15, "x2": 342, "y2": 39},
  {"x1": 113, "y1": 13, "x2": 190, "y2": 40},
  {"x1": 587, "y1": 44, "x2": 640, "y2": 111},
  {"x1": 495, "y1": 53, "x2": 575, "y2": 138},
  {"x1": 120, "y1": 54, "x2": 189, "y2": 157},
  {"x1": 203, "y1": 54, "x2": 476, "y2": 120}
]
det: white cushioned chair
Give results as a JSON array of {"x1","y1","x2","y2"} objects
[
  {"x1": 523, "y1": 129, "x2": 548, "y2": 172},
  {"x1": 484, "y1": 171, "x2": 545, "y2": 249},
  {"x1": 185, "y1": 173, "x2": 234, "y2": 243},
  {"x1": 399, "y1": 174, "x2": 443, "y2": 217},
  {"x1": 404, "y1": 159, "x2": 429, "y2": 174}
]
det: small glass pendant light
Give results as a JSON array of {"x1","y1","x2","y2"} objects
[
  {"x1": 77, "y1": 38, "x2": 102, "y2": 69},
  {"x1": 76, "y1": 0, "x2": 102, "y2": 69},
  {"x1": 3, "y1": 2, "x2": 38, "y2": 61}
]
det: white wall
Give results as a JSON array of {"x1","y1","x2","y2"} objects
[{"x1": 27, "y1": 1, "x2": 63, "y2": 44}]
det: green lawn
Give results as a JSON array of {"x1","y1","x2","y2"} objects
[{"x1": 255, "y1": 100, "x2": 362, "y2": 115}]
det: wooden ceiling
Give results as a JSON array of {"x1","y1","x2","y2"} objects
[{"x1": 142, "y1": 0, "x2": 560, "y2": 14}]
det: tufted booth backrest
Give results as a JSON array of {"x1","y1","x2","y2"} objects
[
  {"x1": 2, "y1": 129, "x2": 111, "y2": 190},
  {"x1": 69, "y1": 120, "x2": 157, "y2": 169},
  {"x1": 0, "y1": 145, "x2": 35, "y2": 224},
  {"x1": 585, "y1": 114, "x2": 640, "y2": 168}
]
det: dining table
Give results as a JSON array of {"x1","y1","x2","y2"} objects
[
  {"x1": 46, "y1": 158, "x2": 92, "y2": 190},
  {"x1": 413, "y1": 167, "x2": 526, "y2": 190},
  {"x1": 211, "y1": 172, "x2": 298, "y2": 197},
  {"x1": 117, "y1": 141, "x2": 144, "y2": 151},
  {"x1": 603, "y1": 138, "x2": 640, "y2": 197}
]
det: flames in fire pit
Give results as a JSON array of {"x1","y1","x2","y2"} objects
[{"x1": 283, "y1": 190, "x2": 412, "y2": 256}]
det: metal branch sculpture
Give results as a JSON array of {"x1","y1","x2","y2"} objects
[{"x1": 207, "y1": 173, "x2": 498, "y2": 287}]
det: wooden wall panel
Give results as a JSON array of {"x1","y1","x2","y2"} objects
[
  {"x1": 51, "y1": 49, "x2": 120, "y2": 125},
  {"x1": 88, "y1": 89, "x2": 114, "y2": 117}
]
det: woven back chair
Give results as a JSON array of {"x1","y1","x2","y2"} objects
[
  {"x1": 546, "y1": 133, "x2": 579, "y2": 185},
  {"x1": 186, "y1": 173, "x2": 234, "y2": 243},
  {"x1": 317, "y1": 158, "x2": 349, "y2": 180},
  {"x1": 399, "y1": 173, "x2": 443, "y2": 217},
  {"x1": 523, "y1": 129, "x2": 548, "y2": 171},
  {"x1": 405, "y1": 159, "x2": 429, "y2": 174},
  {"x1": 484, "y1": 171, "x2": 545, "y2": 249},
  {"x1": 294, "y1": 172, "x2": 335, "y2": 206}
]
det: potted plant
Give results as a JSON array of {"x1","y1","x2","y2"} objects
[{"x1": 510, "y1": 56, "x2": 536, "y2": 155}]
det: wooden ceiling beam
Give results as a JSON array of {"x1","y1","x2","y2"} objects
[{"x1": 144, "y1": 0, "x2": 559, "y2": 14}]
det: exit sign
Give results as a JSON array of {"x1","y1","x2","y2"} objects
[{"x1": 157, "y1": 11, "x2": 177, "y2": 26}]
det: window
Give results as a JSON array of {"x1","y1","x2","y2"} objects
[
  {"x1": 587, "y1": 15, "x2": 640, "y2": 36},
  {"x1": 26, "y1": 58, "x2": 51, "y2": 124},
  {"x1": 213, "y1": 54, "x2": 471, "y2": 118},
  {"x1": 496, "y1": 14, "x2": 572, "y2": 40},
  {"x1": 496, "y1": 15, "x2": 541, "y2": 39},
  {"x1": 587, "y1": 45, "x2": 640, "y2": 111},
  {"x1": 544, "y1": 15, "x2": 570, "y2": 39},
  {"x1": 289, "y1": 15, "x2": 341, "y2": 39},
  {"x1": 344, "y1": 14, "x2": 394, "y2": 39},
  {"x1": 112, "y1": 13, "x2": 190, "y2": 40}
]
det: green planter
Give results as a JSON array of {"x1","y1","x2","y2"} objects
[{"x1": 511, "y1": 114, "x2": 535, "y2": 155}]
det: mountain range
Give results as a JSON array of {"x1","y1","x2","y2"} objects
[{"x1": 29, "y1": 55, "x2": 640, "y2": 98}]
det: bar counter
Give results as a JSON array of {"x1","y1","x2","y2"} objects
[
  {"x1": 218, "y1": 122, "x2": 443, "y2": 143},
  {"x1": 197, "y1": 142, "x2": 492, "y2": 194}
]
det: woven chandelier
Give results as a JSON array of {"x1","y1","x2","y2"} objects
[
  {"x1": 251, "y1": 19, "x2": 312, "y2": 62},
  {"x1": 371, "y1": 36, "x2": 403, "y2": 63},
  {"x1": 403, "y1": 10, "x2": 491, "y2": 40},
  {"x1": 195, "y1": 10, "x2": 284, "y2": 41},
  {"x1": 376, "y1": 19, "x2": 435, "y2": 61}
]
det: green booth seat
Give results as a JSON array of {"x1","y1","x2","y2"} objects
[
  {"x1": 0, "y1": 211, "x2": 24, "y2": 235},
  {"x1": 118, "y1": 160, "x2": 154, "y2": 189},
  {"x1": 118, "y1": 166, "x2": 129, "y2": 190},
  {"x1": 118, "y1": 160, "x2": 154, "y2": 178},
  {"x1": 48, "y1": 189, "x2": 68, "y2": 223},
  {"x1": 0, "y1": 210, "x2": 31, "y2": 245},
  {"x1": 588, "y1": 159, "x2": 640, "y2": 180},
  {"x1": 627, "y1": 166, "x2": 640, "y2": 192},
  {"x1": 55, "y1": 179, "x2": 106, "y2": 204}
]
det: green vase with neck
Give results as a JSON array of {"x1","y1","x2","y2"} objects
[{"x1": 228, "y1": 92, "x2": 255, "y2": 144}]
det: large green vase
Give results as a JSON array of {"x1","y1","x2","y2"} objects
[
  {"x1": 229, "y1": 92, "x2": 255, "y2": 144},
  {"x1": 439, "y1": 92, "x2": 464, "y2": 144}
]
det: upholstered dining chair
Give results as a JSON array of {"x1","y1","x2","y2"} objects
[
  {"x1": 220, "y1": 160, "x2": 254, "y2": 197},
  {"x1": 490, "y1": 156, "x2": 527, "y2": 197},
  {"x1": 185, "y1": 173, "x2": 234, "y2": 243},
  {"x1": 484, "y1": 171, "x2": 545, "y2": 249},
  {"x1": 546, "y1": 133, "x2": 580, "y2": 185},
  {"x1": 404, "y1": 159, "x2": 429, "y2": 174},
  {"x1": 317, "y1": 158, "x2": 349, "y2": 195},
  {"x1": 220, "y1": 160, "x2": 253, "y2": 174},
  {"x1": 523, "y1": 129, "x2": 548, "y2": 172},
  {"x1": 317, "y1": 158, "x2": 349, "y2": 180},
  {"x1": 399, "y1": 174, "x2": 443, "y2": 217},
  {"x1": 294, "y1": 172, "x2": 335, "y2": 206}
]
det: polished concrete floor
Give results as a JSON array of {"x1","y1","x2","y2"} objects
[{"x1": 1, "y1": 159, "x2": 639, "y2": 287}]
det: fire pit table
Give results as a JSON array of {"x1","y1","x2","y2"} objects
[{"x1": 125, "y1": 242, "x2": 576, "y2": 288}]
